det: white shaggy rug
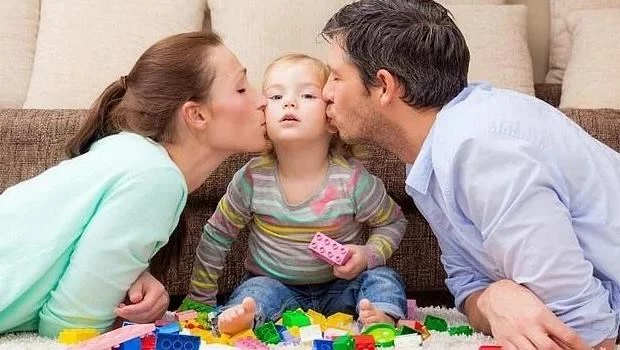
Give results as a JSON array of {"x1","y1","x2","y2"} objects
[{"x1": 0, "y1": 307, "x2": 616, "y2": 349}]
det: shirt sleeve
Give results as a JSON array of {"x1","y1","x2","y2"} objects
[
  {"x1": 452, "y1": 136, "x2": 618, "y2": 346},
  {"x1": 352, "y1": 161, "x2": 407, "y2": 269},
  {"x1": 188, "y1": 163, "x2": 254, "y2": 305},
  {"x1": 38, "y1": 167, "x2": 186, "y2": 337}
]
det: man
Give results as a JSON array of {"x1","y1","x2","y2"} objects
[{"x1": 321, "y1": 0, "x2": 619, "y2": 349}]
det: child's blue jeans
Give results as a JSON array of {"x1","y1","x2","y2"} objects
[{"x1": 224, "y1": 266, "x2": 407, "y2": 326}]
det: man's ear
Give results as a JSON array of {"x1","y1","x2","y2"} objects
[
  {"x1": 180, "y1": 101, "x2": 210, "y2": 130},
  {"x1": 375, "y1": 69, "x2": 400, "y2": 107}
]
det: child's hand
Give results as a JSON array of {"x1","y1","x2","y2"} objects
[
  {"x1": 115, "y1": 270, "x2": 169, "y2": 323},
  {"x1": 333, "y1": 245, "x2": 368, "y2": 280}
]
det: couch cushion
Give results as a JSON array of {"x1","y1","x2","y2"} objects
[
  {"x1": 0, "y1": 0, "x2": 39, "y2": 108},
  {"x1": 546, "y1": 0, "x2": 620, "y2": 84},
  {"x1": 23, "y1": 0, "x2": 208, "y2": 109},
  {"x1": 4, "y1": 107, "x2": 618, "y2": 299},
  {"x1": 211, "y1": 1, "x2": 533, "y2": 96},
  {"x1": 560, "y1": 9, "x2": 620, "y2": 109},
  {"x1": 208, "y1": 0, "x2": 353, "y2": 89},
  {"x1": 0, "y1": 109, "x2": 85, "y2": 192},
  {"x1": 561, "y1": 109, "x2": 620, "y2": 153},
  {"x1": 448, "y1": 5, "x2": 534, "y2": 95}
]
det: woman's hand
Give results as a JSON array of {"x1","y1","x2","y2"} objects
[{"x1": 114, "y1": 271, "x2": 169, "y2": 323}]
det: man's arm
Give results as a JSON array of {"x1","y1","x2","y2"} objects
[
  {"x1": 465, "y1": 280, "x2": 616, "y2": 350},
  {"x1": 454, "y1": 136, "x2": 616, "y2": 348}
]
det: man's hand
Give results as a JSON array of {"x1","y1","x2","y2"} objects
[
  {"x1": 469, "y1": 279, "x2": 591, "y2": 350},
  {"x1": 333, "y1": 244, "x2": 368, "y2": 280},
  {"x1": 114, "y1": 271, "x2": 169, "y2": 323}
]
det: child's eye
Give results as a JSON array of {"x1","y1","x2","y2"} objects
[
  {"x1": 269, "y1": 95, "x2": 282, "y2": 100},
  {"x1": 237, "y1": 88, "x2": 246, "y2": 93},
  {"x1": 301, "y1": 94, "x2": 316, "y2": 99}
]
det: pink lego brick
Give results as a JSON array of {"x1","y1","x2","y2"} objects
[
  {"x1": 406, "y1": 299, "x2": 417, "y2": 319},
  {"x1": 234, "y1": 337, "x2": 269, "y2": 349},
  {"x1": 175, "y1": 310, "x2": 198, "y2": 322},
  {"x1": 72, "y1": 323, "x2": 155, "y2": 350},
  {"x1": 309, "y1": 232, "x2": 352, "y2": 266}
]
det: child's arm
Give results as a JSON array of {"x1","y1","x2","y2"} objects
[
  {"x1": 352, "y1": 162, "x2": 407, "y2": 269},
  {"x1": 187, "y1": 163, "x2": 255, "y2": 306}
]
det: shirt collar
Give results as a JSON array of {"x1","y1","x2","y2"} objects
[
  {"x1": 405, "y1": 83, "x2": 489, "y2": 195},
  {"x1": 406, "y1": 125, "x2": 434, "y2": 195}
]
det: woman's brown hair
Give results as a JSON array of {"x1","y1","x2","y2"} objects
[{"x1": 66, "y1": 31, "x2": 223, "y2": 280}]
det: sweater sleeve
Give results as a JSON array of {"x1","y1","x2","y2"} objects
[
  {"x1": 188, "y1": 163, "x2": 254, "y2": 305},
  {"x1": 38, "y1": 167, "x2": 187, "y2": 337},
  {"x1": 352, "y1": 161, "x2": 407, "y2": 269}
]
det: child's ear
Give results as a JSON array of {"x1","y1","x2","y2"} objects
[
  {"x1": 180, "y1": 101, "x2": 210, "y2": 131},
  {"x1": 327, "y1": 122, "x2": 338, "y2": 134}
]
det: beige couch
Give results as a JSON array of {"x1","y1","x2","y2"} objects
[{"x1": 1, "y1": 0, "x2": 619, "y2": 307}]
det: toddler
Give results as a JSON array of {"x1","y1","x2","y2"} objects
[{"x1": 188, "y1": 54, "x2": 407, "y2": 335}]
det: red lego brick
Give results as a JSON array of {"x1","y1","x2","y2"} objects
[{"x1": 354, "y1": 334, "x2": 375, "y2": 350}]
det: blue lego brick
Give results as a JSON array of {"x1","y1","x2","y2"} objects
[
  {"x1": 155, "y1": 322, "x2": 180, "y2": 334},
  {"x1": 313, "y1": 339, "x2": 334, "y2": 350},
  {"x1": 155, "y1": 333, "x2": 200, "y2": 350}
]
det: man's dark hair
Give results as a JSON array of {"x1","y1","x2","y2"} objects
[{"x1": 322, "y1": 0, "x2": 469, "y2": 109}]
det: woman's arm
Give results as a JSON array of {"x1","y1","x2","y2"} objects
[{"x1": 38, "y1": 167, "x2": 186, "y2": 337}]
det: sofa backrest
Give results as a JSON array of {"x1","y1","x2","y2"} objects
[{"x1": 2, "y1": 86, "x2": 619, "y2": 297}]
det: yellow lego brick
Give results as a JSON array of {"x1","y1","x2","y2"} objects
[
  {"x1": 306, "y1": 309, "x2": 327, "y2": 331},
  {"x1": 58, "y1": 328, "x2": 99, "y2": 344},
  {"x1": 229, "y1": 329, "x2": 256, "y2": 344},
  {"x1": 287, "y1": 325, "x2": 300, "y2": 338},
  {"x1": 326, "y1": 312, "x2": 354, "y2": 331},
  {"x1": 189, "y1": 328, "x2": 215, "y2": 342}
]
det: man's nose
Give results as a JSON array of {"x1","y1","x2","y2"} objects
[{"x1": 322, "y1": 81, "x2": 334, "y2": 103}]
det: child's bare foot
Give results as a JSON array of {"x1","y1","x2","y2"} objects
[
  {"x1": 217, "y1": 297, "x2": 256, "y2": 335},
  {"x1": 358, "y1": 298, "x2": 396, "y2": 326}
]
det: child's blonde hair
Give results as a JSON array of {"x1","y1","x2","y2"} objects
[{"x1": 262, "y1": 54, "x2": 364, "y2": 160}]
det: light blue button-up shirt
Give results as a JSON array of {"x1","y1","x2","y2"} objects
[{"x1": 406, "y1": 82, "x2": 620, "y2": 345}]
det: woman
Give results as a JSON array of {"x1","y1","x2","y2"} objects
[{"x1": 0, "y1": 31, "x2": 267, "y2": 338}]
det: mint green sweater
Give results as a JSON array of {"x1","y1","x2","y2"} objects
[{"x1": 0, "y1": 132, "x2": 187, "y2": 338}]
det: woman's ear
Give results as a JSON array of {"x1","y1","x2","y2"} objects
[
  {"x1": 180, "y1": 101, "x2": 210, "y2": 131},
  {"x1": 375, "y1": 69, "x2": 400, "y2": 107}
]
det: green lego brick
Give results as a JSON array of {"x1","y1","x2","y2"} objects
[
  {"x1": 282, "y1": 310, "x2": 311, "y2": 327},
  {"x1": 333, "y1": 335, "x2": 354, "y2": 350},
  {"x1": 396, "y1": 325, "x2": 415, "y2": 335},
  {"x1": 178, "y1": 298, "x2": 215, "y2": 314},
  {"x1": 363, "y1": 323, "x2": 396, "y2": 347},
  {"x1": 255, "y1": 321, "x2": 282, "y2": 344},
  {"x1": 424, "y1": 315, "x2": 448, "y2": 332},
  {"x1": 448, "y1": 325, "x2": 473, "y2": 336}
]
